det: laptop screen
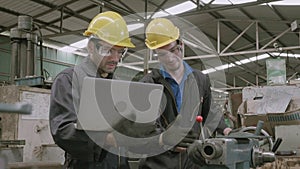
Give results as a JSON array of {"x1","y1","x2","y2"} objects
[{"x1": 76, "y1": 77, "x2": 164, "y2": 131}]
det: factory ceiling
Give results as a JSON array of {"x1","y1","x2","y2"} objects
[{"x1": 0, "y1": 0, "x2": 300, "y2": 89}]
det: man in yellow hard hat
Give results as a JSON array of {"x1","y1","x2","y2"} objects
[
  {"x1": 49, "y1": 11, "x2": 136, "y2": 169},
  {"x1": 139, "y1": 18, "x2": 232, "y2": 169}
]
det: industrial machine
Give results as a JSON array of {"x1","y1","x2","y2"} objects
[
  {"x1": 188, "y1": 117, "x2": 280, "y2": 169},
  {"x1": 2, "y1": 14, "x2": 63, "y2": 165},
  {"x1": 0, "y1": 102, "x2": 32, "y2": 169},
  {"x1": 10, "y1": 15, "x2": 44, "y2": 86}
]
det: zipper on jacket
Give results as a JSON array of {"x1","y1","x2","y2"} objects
[
  {"x1": 179, "y1": 152, "x2": 182, "y2": 169},
  {"x1": 160, "y1": 79, "x2": 179, "y2": 115},
  {"x1": 118, "y1": 147, "x2": 120, "y2": 169}
]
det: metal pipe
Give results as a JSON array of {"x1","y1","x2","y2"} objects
[
  {"x1": 19, "y1": 41, "x2": 27, "y2": 78},
  {"x1": 10, "y1": 40, "x2": 19, "y2": 83},
  {"x1": 26, "y1": 33, "x2": 34, "y2": 76},
  {"x1": 34, "y1": 23, "x2": 44, "y2": 78},
  {"x1": 0, "y1": 103, "x2": 32, "y2": 114},
  {"x1": 221, "y1": 22, "x2": 254, "y2": 54},
  {"x1": 240, "y1": 126, "x2": 274, "y2": 150},
  {"x1": 39, "y1": 38, "x2": 43, "y2": 77}
]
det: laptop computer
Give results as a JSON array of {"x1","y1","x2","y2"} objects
[{"x1": 76, "y1": 77, "x2": 164, "y2": 131}]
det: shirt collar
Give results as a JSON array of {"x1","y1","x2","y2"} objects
[{"x1": 160, "y1": 61, "x2": 193, "y2": 79}]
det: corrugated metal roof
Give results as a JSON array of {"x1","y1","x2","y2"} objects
[{"x1": 0, "y1": 0, "x2": 299, "y2": 87}]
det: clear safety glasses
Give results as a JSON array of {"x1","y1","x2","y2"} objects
[
  {"x1": 90, "y1": 36, "x2": 128, "y2": 57},
  {"x1": 154, "y1": 45, "x2": 181, "y2": 58},
  {"x1": 95, "y1": 43, "x2": 128, "y2": 57}
]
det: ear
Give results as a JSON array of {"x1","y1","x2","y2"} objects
[
  {"x1": 178, "y1": 44, "x2": 183, "y2": 52},
  {"x1": 177, "y1": 40, "x2": 183, "y2": 52},
  {"x1": 178, "y1": 40, "x2": 184, "y2": 57},
  {"x1": 87, "y1": 39, "x2": 95, "y2": 53}
]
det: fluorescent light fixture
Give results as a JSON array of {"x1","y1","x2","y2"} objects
[
  {"x1": 202, "y1": 53, "x2": 271, "y2": 74},
  {"x1": 200, "y1": 0, "x2": 212, "y2": 3},
  {"x1": 204, "y1": 0, "x2": 234, "y2": 5},
  {"x1": 202, "y1": 68, "x2": 217, "y2": 74},
  {"x1": 229, "y1": 63, "x2": 236, "y2": 67},
  {"x1": 274, "y1": 52, "x2": 290, "y2": 57},
  {"x1": 272, "y1": 52, "x2": 300, "y2": 59},
  {"x1": 256, "y1": 54, "x2": 270, "y2": 60},
  {"x1": 268, "y1": 0, "x2": 300, "y2": 5},
  {"x1": 152, "y1": 11, "x2": 169, "y2": 18},
  {"x1": 165, "y1": 1, "x2": 197, "y2": 15},
  {"x1": 239, "y1": 58, "x2": 251, "y2": 64},
  {"x1": 127, "y1": 1, "x2": 197, "y2": 38},
  {"x1": 235, "y1": 54, "x2": 270, "y2": 65},
  {"x1": 249, "y1": 56, "x2": 257, "y2": 61},
  {"x1": 235, "y1": 61, "x2": 242, "y2": 65},
  {"x1": 226, "y1": 0, "x2": 256, "y2": 4},
  {"x1": 215, "y1": 63, "x2": 235, "y2": 70},
  {"x1": 201, "y1": 0, "x2": 300, "y2": 6},
  {"x1": 215, "y1": 64, "x2": 228, "y2": 70},
  {"x1": 152, "y1": 1, "x2": 197, "y2": 18},
  {"x1": 135, "y1": 1, "x2": 197, "y2": 27},
  {"x1": 127, "y1": 23, "x2": 144, "y2": 32}
]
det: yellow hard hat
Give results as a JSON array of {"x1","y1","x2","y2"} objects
[
  {"x1": 145, "y1": 18, "x2": 179, "y2": 49},
  {"x1": 83, "y1": 11, "x2": 135, "y2": 48}
]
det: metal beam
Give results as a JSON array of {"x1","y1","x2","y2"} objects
[
  {"x1": 30, "y1": 0, "x2": 91, "y2": 22},
  {"x1": 214, "y1": 80, "x2": 233, "y2": 88},
  {"x1": 89, "y1": 0, "x2": 143, "y2": 20},
  {"x1": 123, "y1": 45, "x2": 300, "y2": 66},
  {"x1": 221, "y1": 22, "x2": 255, "y2": 54},
  {"x1": 236, "y1": 75, "x2": 256, "y2": 86},
  {"x1": 266, "y1": 4, "x2": 299, "y2": 42},
  {"x1": 260, "y1": 27, "x2": 290, "y2": 50},
  {"x1": 0, "y1": 6, "x2": 72, "y2": 33},
  {"x1": 146, "y1": 0, "x2": 168, "y2": 19},
  {"x1": 0, "y1": 6, "x2": 19, "y2": 16},
  {"x1": 214, "y1": 13, "x2": 257, "y2": 49},
  {"x1": 178, "y1": 0, "x2": 280, "y2": 17},
  {"x1": 33, "y1": 0, "x2": 80, "y2": 19},
  {"x1": 43, "y1": 29, "x2": 86, "y2": 38},
  {"x1": 36, "y1": 4, "x2": 95, "y2": 32},
  {"x1": 116, "y1": 0, "x2": 138, "y2": 16},
  {"x1": 238, "y1": 8, "x2": 291, "y2": 53},
  {"x1": 197, "y1": 14, "x2": 265, "y2": 80},
  {"x1": 217, "y1": 18, "x2": 291, "y2": 24},
  {"x1": 183, "y1": 35, "x2": 267, "y2": 83},
  {"x1": 287, "y1": 72, "x2": 298, "y2": 81},
  {"x1": 1, "y1": 0, "x2": 81, "y2": 33},
  {"x1": 188, "y1": 45, "x2": 300, "y2": 59},
  {"x1": 217, "y1": 21, "x2": 220, "y2": 53}
]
